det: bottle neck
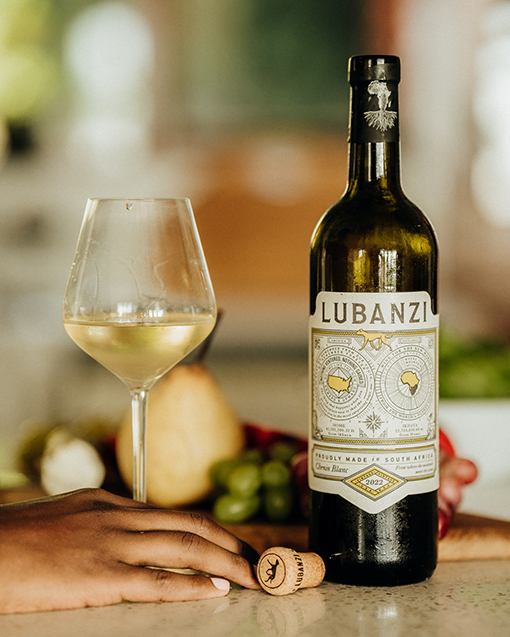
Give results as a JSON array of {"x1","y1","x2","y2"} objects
[
  {"x1": 347, "y1": 142, "x2": 402, "y2": 194},
  {"x1": 346, "y1": 77, "x2": 402, "y2": 195}
]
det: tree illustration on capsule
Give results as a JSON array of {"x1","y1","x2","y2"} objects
[{"x1": 364, "y1": 80, "x2": 397, "y2": 131}]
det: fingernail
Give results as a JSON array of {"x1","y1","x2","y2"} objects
[{"x1": 211, "y1": 578, "x2": 230, "y2": 592}]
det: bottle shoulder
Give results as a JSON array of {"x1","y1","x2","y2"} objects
[{"x1": 311, "y1": 189, "x2": 437, "y2": 253}]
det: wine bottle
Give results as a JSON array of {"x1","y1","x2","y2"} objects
[{"x1": 308, "y1": 55, "x2": 439, "y2": 586}]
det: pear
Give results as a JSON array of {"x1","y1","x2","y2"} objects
[{"x1": 116, "y1": 363, "x2": 244, "y2": 507}]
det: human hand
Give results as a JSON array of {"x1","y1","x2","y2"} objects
[
  {"x1": 0, "y1": 488, "x2": 260, "y2": 614},
  {"x1": 438, "y1": 452, "x2": 478, "y2": 538}
]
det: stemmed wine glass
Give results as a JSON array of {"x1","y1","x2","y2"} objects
[{"x1": 62, "y1": 198, "x2": 216, "y2": 502}]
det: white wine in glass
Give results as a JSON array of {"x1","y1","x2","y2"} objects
[{"x1": 63, "y1": 198, "x2": 216, "y2": 502}]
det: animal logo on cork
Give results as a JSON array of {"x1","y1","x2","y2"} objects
[
  {"x1": 364, "y1": 80, "x2": 397, "y2": 131},
  {"x1": 264, "y1": 558, "x2": 280, "y2": 584},
  {"x1": 258, "y1": 553, "x2": 286, "y2": 590}
]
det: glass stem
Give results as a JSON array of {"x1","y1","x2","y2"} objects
[{"x1": 131, "y1": 389, "x2": 149, "y2": 502}]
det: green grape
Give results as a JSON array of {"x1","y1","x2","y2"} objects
[
  {"x1": 261, "y1": 459, "x2": 291, "y2": 488},
  {"x1": 263, "y1": 486, "x2": 294, "y2": 523},
  {"x1": 241, "y1": 448, "x2": 265, "y2": 465},
  {"x1": 268, "y1": 441, "x2": 297, "y2": 463},
  {"x1": 227, "y1": 463, "x2": 262, "y2": 498},
  {"x1": 213, "y1": 493, "x2": 261, "y2": 524},
  {"x1": 209, "y1": 458, "x2": 243, "y2": 489}
]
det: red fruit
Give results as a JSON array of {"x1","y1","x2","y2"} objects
[
  {"x1": 438, "y1": 508, "x2": 450, "y2": 540},
  {"x1": 291, "y1": 451, "x2": 309, "y2": 518},
  {"x1": 439, "y1": 429, "x2": 456, "y2": 457}
]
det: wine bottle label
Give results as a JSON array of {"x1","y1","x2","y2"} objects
[{"x1": 309, "y1": 291, "x2": 439, "y2": 514}]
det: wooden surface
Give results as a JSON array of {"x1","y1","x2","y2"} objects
[
  {"x1": 221, "y1": 513, "x2": 510, "y2": 562},
  {"x1": 2, "y1": 486, "x2": 510, "y2": 562}
]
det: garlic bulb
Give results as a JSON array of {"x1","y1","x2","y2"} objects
[{"x1": 40, "y1": 428, "x2": 106, "y2": 495}]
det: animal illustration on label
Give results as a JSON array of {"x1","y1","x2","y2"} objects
[{"x1": 356, "y1": 329, "x2": 392, "y2": 351}]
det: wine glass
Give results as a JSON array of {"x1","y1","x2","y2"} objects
[{"x1": 62, "y1": 198, "x2": 216, "y2": 502}]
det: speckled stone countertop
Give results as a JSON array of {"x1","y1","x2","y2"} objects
[{"x1": 1, "y1": 559, "x2": 509, "y2": 637}]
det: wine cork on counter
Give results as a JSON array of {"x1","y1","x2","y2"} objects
[{"x1": 256, "y1": 546, "x2": 325, "y2": 596}]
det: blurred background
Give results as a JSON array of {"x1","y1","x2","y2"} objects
[{"x1": 1, "y1": 0, "x2": 510, "y2": 515}]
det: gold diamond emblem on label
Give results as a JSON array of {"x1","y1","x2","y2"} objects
[{"x1": 345, "y1": 465, "x2": 404, "y2": 499}]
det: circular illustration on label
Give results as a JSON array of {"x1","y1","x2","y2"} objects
[
  {"x1": 315, "y1": 344, "x2": 375, "y2": 421},
  {"x1": 375, "y1": 345, "x2": 434, "y2": 419}
]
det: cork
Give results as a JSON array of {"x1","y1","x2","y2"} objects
[{"x1": 256, "y1": 546, "x2": 325, "y2": 596}]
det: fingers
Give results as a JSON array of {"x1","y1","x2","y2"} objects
[
  {"x1": 439, "y1": 456, "x2": 478, "y2": 523},
  {"x1": 438, "y1": 508, "x2": 450, "y2": 540},
  {"x1": 117, "y1": 566, "x2": 233, "y2": 603},
  {"x1": 439, "y1": 477, "x2": 463, "y2": 510},
  {"x1": 25, "y1": 488, "x2": 155, "y2": 515},
  {"x1": 98, "y1": 496, "x2": 261, "y2": 590},
  {"x1": 23, "y1": 489, "x2": 260, "y2": 590},
  {"x1": 111, "y1": 508, "x2": 257, "y2": 562},
  {"x1": 54, "y1": 490, "x2": 256, "y2": 560},
  {"x1": 120, "y1": 529, "x2": 259, "y2": 590},
  {"x1": 440, "y1": 456, "x2": 478, "y2": 484},
  {"x1": 0, "y1": 569, "x2": 233, "y2": 613},
  {"x1": 70, "y1": 490, "x2": 252, "y2": 554}
]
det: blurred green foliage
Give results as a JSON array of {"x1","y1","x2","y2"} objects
[
  {"x1": 0, "y1": 0, "x2": 58, "y2": 122},
  {"x1": 245, "y1": 0, "x2": 362, "y2": 126},
  {"x1": 440, "y1": 331, "x2": 510, "y2": 398}
]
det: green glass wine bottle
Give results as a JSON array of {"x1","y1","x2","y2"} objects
[{"x1": 308, "y1": 55, "x2": 439, "y2": 586}]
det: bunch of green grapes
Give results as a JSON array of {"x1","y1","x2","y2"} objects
[{"x1": 210, "y1": 442, "x2": 298, "y2": 524}]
